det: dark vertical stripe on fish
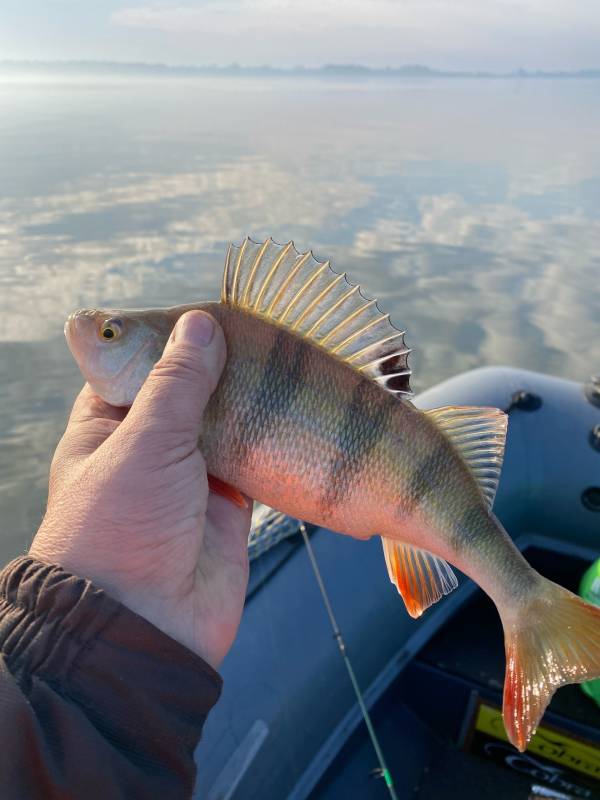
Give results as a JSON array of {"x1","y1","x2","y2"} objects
[
  {"x1": 452, "y1": 504, "x2": 488, "y2": 553},
  {"x1": 230, "y1": 328, "x2": 308, "y2": 466},
  {"x1": 396, "y1": 452, "x2": 441, "y2": 519},
  {"x1": 320, "y1": 379, "x2": 390, "y2": 514}
]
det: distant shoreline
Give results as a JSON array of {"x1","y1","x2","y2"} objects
[{"x1": 1, "y1": 60, "x2": 600, "y2": 80}]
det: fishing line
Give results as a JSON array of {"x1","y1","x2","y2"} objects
[{"x1": 299, "y1": 522, "x2": 399, "y2": 800}]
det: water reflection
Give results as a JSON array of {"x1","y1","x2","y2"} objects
[
  {"x1": 0, "y1": 77, "x2": 599, "y2": 559},
  {"x1": 351, "y1": 194, "x2": 600, "y2": 380}
]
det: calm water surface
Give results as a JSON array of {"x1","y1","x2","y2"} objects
[{"x1": 1, "y1": 77, "x2": 599, "y2": 560}]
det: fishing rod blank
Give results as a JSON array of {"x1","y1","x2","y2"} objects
[{"x1": 299, "y1": 522, "x2": 399, "y2": 800}]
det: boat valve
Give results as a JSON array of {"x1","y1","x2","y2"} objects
[
  {"x1": 582, "y1": 487, "x2": 600, "y2": 513},
  {"x1": 590, "y1": 424, "x2": 600, "y2": 453},
  {"x1": 505, "y1": 390, "x2": 542, "y2": 413},
  {"x1": 585, "y1": 375, "x2": 600, "y2": 408}
]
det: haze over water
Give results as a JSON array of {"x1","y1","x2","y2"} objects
[{"x1": 1, "y1": 75, "x2": 599, "y2": 560}]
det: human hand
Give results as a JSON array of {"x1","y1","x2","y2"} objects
[{"x1": 30, "y1": 311, "x2": 252, "y2": 669}]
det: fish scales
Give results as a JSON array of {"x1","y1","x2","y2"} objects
[
  {"x1": 202, "y1": 302, "x2": 401, "y2": 536},
  {"x1": 202, "y1": 303, "x2": 511, "y2": 588},
  {"x1": 64, "y1": 236, "x2": 600, "y2": 753}
]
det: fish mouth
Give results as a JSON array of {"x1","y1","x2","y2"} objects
[
  {"x1": 65, "y1": 308, "x2": 99, "y2": 339},
  {"x1": 65, "y1": 309, "x2": 88, "y2": 350},
  {"x1": 64, "y1": 311, "x2": 77, "y2": 349},
  {"x1": 64, "y1": 309, "x2": 103, "y2": 368}
]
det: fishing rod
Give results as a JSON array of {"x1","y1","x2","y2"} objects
[{"x1": 299, "y1": 522, "x2": 399, "y2": 800}]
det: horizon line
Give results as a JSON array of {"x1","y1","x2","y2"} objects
[{"x1": 1, "y1": 59, "x2": 600, "y2": 79}]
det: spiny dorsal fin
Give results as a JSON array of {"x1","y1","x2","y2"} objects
[
  {"x1": 425, "y1": 405, "x2": 508, "y2": 510},
  {"x1": 221, "y1": 237, "x2": 412, "y2": 396},
  {"x1": 381, "y1": 537, "x2": 458, "y2": 618}
]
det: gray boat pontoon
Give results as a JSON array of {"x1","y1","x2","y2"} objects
[{"x1": 195, "y1": 366, "x2": 600, "y2": 800}]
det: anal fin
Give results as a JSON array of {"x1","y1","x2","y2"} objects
[{"x1": 381, "y1": 537, "x2": 458, "y2": 618}]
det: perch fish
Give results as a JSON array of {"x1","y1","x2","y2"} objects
[{"x1": 65, "y1": 237, "x2": 600, "y2": 751}]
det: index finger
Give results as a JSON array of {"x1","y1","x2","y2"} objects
[
  {"x1": 58, "y1": 384, "x2": 128, "y2": 459},
  {"x1": 69, "y1": 384, "x2": 128, "y2": 426}
]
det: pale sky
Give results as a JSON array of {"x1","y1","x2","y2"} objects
[{"x1": 1, "y1": 0, "x2": 600, "y2": 70}]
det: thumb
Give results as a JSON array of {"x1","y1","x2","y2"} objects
[{"x1": 122, "y1": 310, "x2": 226, "y2": 450}]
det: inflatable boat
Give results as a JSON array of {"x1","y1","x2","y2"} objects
[{"x1": 194, "y1": 366, "x2": 600, "y2": 800}]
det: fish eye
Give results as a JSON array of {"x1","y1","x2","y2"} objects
[{"x1": 100, "y1": 318, "x2": 123, "y2": 341}]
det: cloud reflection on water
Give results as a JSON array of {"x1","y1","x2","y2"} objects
[
  {"x1": 0, "y1": 157, "x2": 373, "y2": 342},
  {"x1": 351, "y1": 193, "x2": 600, "y2": 382},
  {"x1": 0, "y1": 77, "x2": 599, "y2": 560}
]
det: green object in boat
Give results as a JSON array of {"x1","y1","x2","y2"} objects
[{"x1": 579, "y1": 558, "x2": 600, "y2": 706}]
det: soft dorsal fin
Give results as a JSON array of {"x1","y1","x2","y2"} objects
[
  {"x1": 221, "y1": 237, "x2": 412, "y2": 396},
  {"x1": 425, "y1": 405, "x2": 508, "y2": 510},
  {"x1": 381, "y1": 537, "x2": 458, "y2": 618}
]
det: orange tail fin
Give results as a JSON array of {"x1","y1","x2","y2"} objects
[{"x1": 502, "y1": 579, "x2": 600, "y2": 751}]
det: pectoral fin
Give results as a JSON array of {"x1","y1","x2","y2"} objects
[
  {"x1": 381, "y1": 537, "x2": 458, "y2": 618},
  {"x1": 208, "y1": 475, "x2": 248, "y2": 509}
]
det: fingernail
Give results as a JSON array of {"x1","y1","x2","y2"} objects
[{"x1": 172, "y1": 312, "x2": 215, "y2": 347}]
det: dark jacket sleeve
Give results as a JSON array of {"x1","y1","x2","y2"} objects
[{"x1": 0, "y1": 556, "x2": 222, "y2": 800}]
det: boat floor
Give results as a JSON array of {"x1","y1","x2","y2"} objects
[{"x1": 313, "y1": 545, "x2": 600, "y2": 799}]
